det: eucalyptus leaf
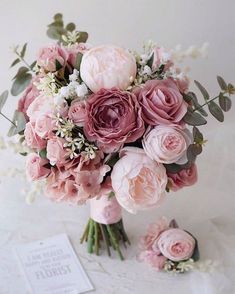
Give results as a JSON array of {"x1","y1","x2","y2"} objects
[
  {"x1": 30, "y1": 61, "x2": 37, "y2": 70},
  {"x1": 0, "y1": 90, "x2": 8, "y2": 111},
  {"x1": 20, "y1": 43, "x2": 27, "y2": 58},
  {"x1": 55, "y1": 59, "x2": 63, "y2": 71},
  {"x1": 219, "y1": 94, "x2": 232, "y2": 112},
  {"x1": 194, "y1": 80, "x2": 209, "y2": 101},
  {"x1": 11, "y1": 73, "x2": 32, "y2": 96},
  {"x1": 169, "y1": 219, "x2": 179, "y2": 228},
  {"x1": 13, "y1": 66, "x2": 29, "y2": 80},
  {"x1": 76, "y1": 31, "x2": 88, "y2": 43},
  {"x1": 183, "y1": 109, "x2": 207, "y2": 126},
  {"x1": 193, "y1": 126, "x2": 203, "y2": 144},
  {"x1": 10, "y1": 58, "x2": 21, "y2": 68},
  {"x1": 164, "y1": 162, "x2": 191, "y2": 174},
  {"x1": 146, "y1": 53, "x2": 154, "y2": 68},
  {"x1": 54, "y1": 13, "x2": 63, "y2": 21},
  {"x1": 217, "y1": 76, "x2": 227, "y2": 91},
  {"x1": 7, "y1": 110, "x2": 26, "y2": 137},
  {"x1": 208, "y1": 101, "x2": 224, "y2": 122},
  {"x1": 66, "y1": 22, "x2": 76, "y2": 32},
  {"x1": 39, "y1": 149, "x2": 47, "y2": 159},
  {"x1": 185, "y1": 92, "x2": 208, "y2": 117},
  {"x1": 187, "y1": 144, "x2": 202, "y2": 162},
  {"x1": 74, "y1": 52, "x2": 83, "y2": 70}
]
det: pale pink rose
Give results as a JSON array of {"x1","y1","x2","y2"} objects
[
  {"x1": 142, "y1": 126, "x2": 192, "y2": 165},
  {"x1": 34, "y1": 113, "x2": 56, "y2": 138},
  {"x1": 137, "y1": 250, "x2": 167, "y2": 271},
  {"x1": 139, "y1": 217, "x2": 169, "y2": 251},
  {"x1": 67, "y1": 43, "x2": 92, "y2": 67},
  {"x1": 157, "y1": 228, "x2": 196, "y2": 261},
  {"x1": 134, "y1": 78, "x2": 188, "y2": 126},
  {"x1": 37, "y1": 45, "x2": 68, "y2": 72},
  {"x1": 111, "y1": 147, "x2": 167, "y2": 213},
  {"x1": 26, "y1": 153, "x2": 50, "y2": 181},
  {"x1": 24, "y1": 122, "x2": 47, "y2": 150},
  {"x1": 80, "y1": 45, "x2": 137, "y2": 92},
  {"x1": 26, "y1": 95, "x2": 54, "y2": 123},
  {"x1": 84, "y1": 88, "x2": 145, "y2": 153},
  {"x1": 167, "y1": 164, "x2": 198, "y2": 191},
  {"x1": 151, "y1": 46, "x2": 173, "y2": 71},
  {"x1": 46, "y1": 137, "x2": 69, "y2": 166},
  {"x1": 17, "y1": 77, "x2": 40, "y2": 120},
  {"x1": 68, "y1": 99, "x2": 86, "y2": 126}
]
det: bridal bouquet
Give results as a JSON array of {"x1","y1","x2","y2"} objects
[{"x1": 0, "y1": 13, "x2": 234, "y2": 259}]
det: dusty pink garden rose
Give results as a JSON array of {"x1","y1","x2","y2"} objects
[
  {"x1": 17, "y1": 77, "x2": 40, "y2": 120},
  {"x1": 26, "y1": 95, "x2": 54, "y2": 123},
  {"x1": 80, "y1": 45, "x2": 137, "y2": 92},
  {"x1": 134, "y1": 78, "x2": 188, "y2": 126},
  {"x1": 139, "y1": 217, "x2": 169, "y2": 251},
  {"x1": 24, "y1": 122, "x2": 46, "y2": 150},
  {"x1": 111, "y1": 147, "x2": 167, "y2": 213},
  {"x1": 157, "y1": 228, "x2": 196, "y2": 262},
  {"x1": 37, "y1": 45, "x2": 68, "y2": 72},
  {"x1": 142, "y1": 125, "x2": 192, "y2": 165},
  {"x1": 68, "y1": 99, "x2": 86, "y2": 126},
  {"x1": 67, "y1": 43, "x2": 92, "y2": 67},
  {"x1": 26, "y1": 153, "x2": 50, "y2": 181},
  {"x1": 138, "y1": 250, "x2": 167, "y2": 271},
  {"x1": 167, "y1": 164, "x2": 198, "y2": 191},
  {"x1": 34, "y1": 113, "x2": 56, "y2": 138},
  {"x1": 46, "y1": 137, "x2": 69, "y2": 166},
  {"x1": 151, "y1": 46, "x2": 173, "y2": 71},
  {"x1": 84, "y1": 88, "x2": 145, "y2": 153}
]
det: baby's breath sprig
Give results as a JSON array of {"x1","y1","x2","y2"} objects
[
  {"x1": 35, "y1": 73, "x2": 60, "y2": 97},
  {"x1": 164, "y1": 259, "x2": 195, "y2": 273}
]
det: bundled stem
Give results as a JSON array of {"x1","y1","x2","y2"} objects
[{"x1": 80, "y1": 218, "x2": 130, "y2": 260}]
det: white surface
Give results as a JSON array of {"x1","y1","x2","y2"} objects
[{"x1": 0, "y1": 0, "x2": 235, "y2": 293}]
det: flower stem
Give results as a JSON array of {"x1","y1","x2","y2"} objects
[
  {"x1": 87, "y1": 219, "x2": 94, "y2": 253},
  {"x1": 0, "y1": 112, "x2": 17, "y2": 127},
  {"x1": 107, "y1": 225, "x2": 124, "y2": 261},
  {"x1": 193, "y1": 95, "x2": 219, "y2": 112},
  {"x1": 99, "y1": 223, "x2": 111, "y2": 257},
  {"x1": 80, "y1": 219, "x2": 90, "y2": 244},
  {"x1": 94, "y1": 222, "x2": 99, "y2": 256},
  {"x1": 15, "y1": 52, "x2": 34, "y2": 73}
]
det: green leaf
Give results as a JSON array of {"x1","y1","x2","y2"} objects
[
  {"x1": 39, "y1": 149, "x2": 47, "y2": 159},
  {"x1": 66, "y1": 22, "x2": 76, "y2": 32},
  {"x1": 30, "y1": 61, "x2": 37, "y2": 70},
  {"x1": 10, "y1": 58, "x2": 21, "y2": 68},
  {"x1": 208, "y1": 101, "x2": 224, "y2": 122},
  {"x1": 76, "y1": 31, "x2": 88, "y2": 43},
  {"x1": 194, "y1": 80, "x2": 209, "y2": 100},
  {"x1": 228, "y1": 83, "x2": 235, "y2": 95},
  {"x1": 20, "y1": 43, "x2": 27, "y2": 58},
  {"x1": 219, "y1": 94, "x2": 232, "y2": 112},
  {"x1": 0, "y1": 90, "x2": 8, "y2": 111},
  {"x1": 184, "y1": 92, "x2": 208, "y2": 117},
  {"x1": 187, "y1": 144, "x2": 202, "y2": 162},
  {"x1": 183, "y1": 108, "x2": 207, "y2": 126},
  {"x1": 54, "y1": 13, "x2": 63, "y2": 21},
  {"x1": 191, "y1": 238, "x2": 200, "y2": 262},
  {"x1": 193, "y1": 126, "x2": 203, "y2": 144},
  {"x1": 169, "y1": 219, "x2": 179, "y2": 228},
  {"x1": 11, "y1": 73, "x2": 32, "y2": 96},
  {"x1": 74, "y1": 52, "x2": 83, "y2": 70},
  {"x1": 13, "y1": 66, "x2": 29, "y2": 80},
  {"x1": 164, "y1": 162, "x2": 191, "y2": 174},
  {"x1": 55, "y1": 59, "x2": 63, "y2": 71},
  {"x1": 217, "y1": 76, "x2": 227, "y2": 91},
  {"x1": 146, "y1": 53, "x2": 154, "y2": 68},
  {"x1": 7, "y1": 111, "x2": 26, "y2": 137}
]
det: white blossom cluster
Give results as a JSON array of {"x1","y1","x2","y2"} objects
[
  {"x1": 62, "y1": 31, "x2": 81, "y2": 46},
  {"x1": 170, "y1": 43, "x2": 209, "y2": 63},
  {"x1": 35, "y1": 73, "x2": 59, "y2": 97}
]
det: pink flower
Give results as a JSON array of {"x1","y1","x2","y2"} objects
[
  {"x1": 134, "y1": 78, "x2": 188, "y2": 126},
  {"x1": 67, "y1": 43, "x2": 92, "y2": 67},
  {"x1": 46, "y1": 137, "x2": 69, "y2": 166},
  {"x1": 34, "y1": 113, "x2": 56, "y2": 138},
  {"x1": 80, "y1": 45, "x2": 137, "y2": 92},
  {"x1": 142, "y1": 126, "x2": 192, "y2": 165},
  {"x1": 84, "y1": 88, "x2": 145, "y2": 153},
  {"x1": 175, "y1": 68, "x2": 190, "y2": 93},
  {"x1": 26, "y1": 95, "x2": 54, "y2": 123},
  {"x1": 24, "y1": 122, "x2": 47, "y2": 150},
  {"x1": 151, "y1": 46, "x2": 173, "y2": 71},
  {"x1": 157, "y1": 228, "x2": 196, "y2": 261},
  {"x1": 139, "y1": 217, "x2": 169, "y2": 251},
  {"x1": 17, "y1": 77, "x2": 40, "y2": 120},
  {"x1": 111, "y1": 147, "x2": 167, "y2": 213},
  {"x1": 137, "y1": 250, "x2": 167, "y2": 271},
  {"x1": 68, "y1": 99, "x2": 86, "y2": 126},
  {"x1": 26, "y1": 153, "x2": 50, "y2": 181},
  {"x1": 167, "y1": 164, "x2": 198, "y2": 191},
  {"x1": 37, "y1": 45, "x2": 68, "y2": 72}
]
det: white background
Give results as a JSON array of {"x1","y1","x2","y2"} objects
[{"x1": 0, "y1": 1, "x2": 235, "y2": 293}]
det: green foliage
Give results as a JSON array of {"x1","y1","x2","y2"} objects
[
  {"x1": 146, "y1": 52, "x2": 154, "y2": 68},
  {"x1": 11, "y1": 66, "x2": 32, "y2": 96},
  {"x1": 217, "y1": 76, "x2": 227, "y2": 91},
  {"x1": 183, "y1": 108, "x2": 207, "y2": 126},
  {"x1": 39, "y1": 149, "x2": 47, "y2": 159},
  {"x1": 208, "y1": 101, "x2": 224, "y2": 122},
  {"x1": 74, "y1": 52, "x2": 83, "y2": 70},
  {"x1": 7, "y1": 111, "x2": 26, "y2": 137},
  {"x1": 194, "y1": 80, "x2": 209, "y2": 101},
  {"x1": 0, "y1": 90, "x2": 8, "y2": 111},
  {"x1": 219, "y1": 93, "x2": 232, "y2": 112}
]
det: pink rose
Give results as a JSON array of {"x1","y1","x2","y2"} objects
[
  {"x1": 157, "y1": 228, "x2": 196, "y2": 261},
  {"x1": 67, "y1": 43, "x2": 92, "y2": 67},
  {"x1": 111, "y1": 147, "x2": 167, "y2": 213},
  {"x1": 142, "y1": 126, "x2": 192, "y2": 165},
  {"x1": 37, "y1": 45, "x2": 68, "y2": 72},
  {"x1": 139, "y1": 217, "x2": 169, "y2": 251},
  {"x1": 26, "y1": 153, "x2": 50, "y2": 181},
  {"x1": 34, "y1": 113, "x2": 56, "y2": 138},
  {"x1": 84, "y1": 88, "x2": 145, "y2": 153},
  {"x1": 134, "y1": 78, "x2": 188, "y2": 126},
  {"x1": 46, "y1": 137, "x2": 69, "y2": 166},
  {"x1": 137, "y1": 250, "x2": 167, "y2": 271},
  {"x1": 151, "y1": 46, "x2": 173, "y2": 71},
  {"x1": 68, "y1": 99, "x2": 86, "y2": 126},
  {"x1": 24, "y1": 122, "x2": 47, "y2": 150},
  {"x1": 80, "y1": 45, "x2": 137, "y2": 92},
  {"x1": 17, "y1": 77, "x2": 40, "y2": 120},
  {"x1": 26, "y1": 95, "x2": 54, "y2": 123},
  {"x1": 167, "y1": 164, "x2": 198, "y2": 191}
]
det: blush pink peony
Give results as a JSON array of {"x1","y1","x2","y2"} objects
[
  {"x1": 46, "y1": 137, "x2": 69, "y2": 166},
  {"x1": 142, "y1": 125, "x2": 192, "y2": 165},
  {"x1": 26, "y1": 153, "x2": 50, "y2": 181},
  {"x1": 34, "y1": 113, "x2": 56, "y2": 139},
  {"x1": 134, "y1": 78, "x2": 188, "y2": 126},
  {"x1": 111, "y1": 147, "x2": 167, "y2": 213},
  {"x1": 84, "y1": 88, "x2": 145, "y2": 153},
  {"x1": 68, "y1": 99, "x2": 86, "y2": 126},
  {"x1": 24, "y1": 122, "x2": 47, "y2": 150},
  {"x1": 80, "y1": 45, "x2": 137, "y2": 92},
  {"x1": 26, "y1": 95, "x2": 54, "y2": 123},
  {"x1": 167, "y1": 164, "x2": 198, "y2": 191},
  {"x1": 157, "y1": 228, "x2": 196, "y2": 262}
]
